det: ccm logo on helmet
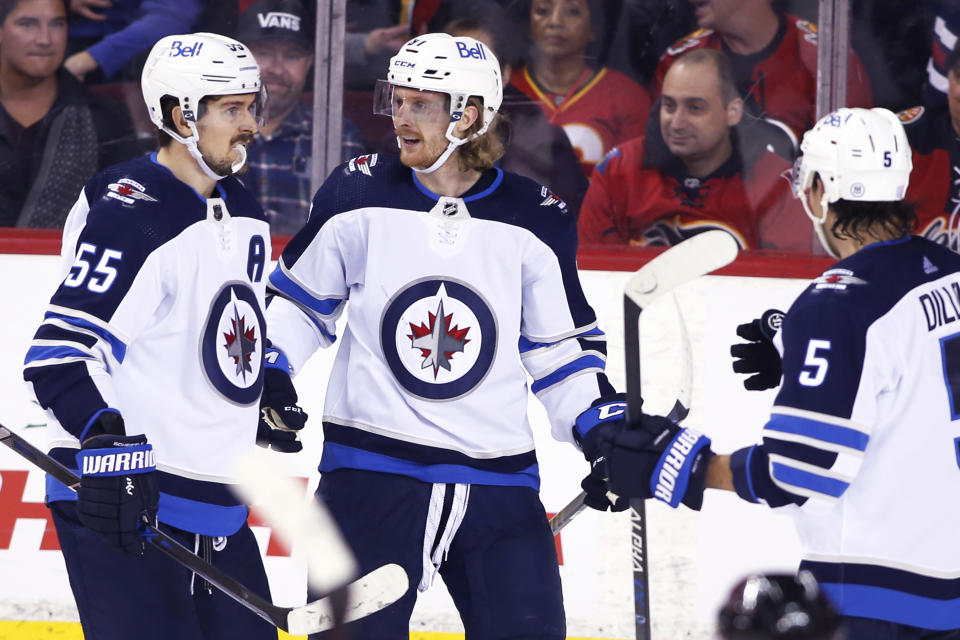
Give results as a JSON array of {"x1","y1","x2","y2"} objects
[
  {"x1": 168, "y1": 40, "x2": 204, "y2": 57},
  {"x1": 457, "y1": 41, "x2": 487, "y2": 60}
]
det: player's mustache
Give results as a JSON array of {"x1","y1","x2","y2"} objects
[
  {"x1": 232, "y1": 133, "x2": 255, "y2": 146},
  {"x1": 394, "y1": 127, "x2": 420, "y2": 139}
]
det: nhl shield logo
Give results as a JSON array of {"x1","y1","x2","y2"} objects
[
  {"x1": 381, "y1": 278, "x2": 497, "y2": 401},
  {"x1": 200, "y1": 282, "x2": 265, "y2": 405}
]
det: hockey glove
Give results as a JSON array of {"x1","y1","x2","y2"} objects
[
  {"x1": 731, "y1": 309, "x2": 784, "y2": 391},
  {"x1": 581, "y1": 457, "x2": 630, "y2": 512},
  {"x1": 573, "y1": 393, "x2": 629, "y2": 462},
  {"x1": 76, "y1": 413, "x2": 158, "y2": 555},
  {"x1": 605, "y1": 414, "x2": 714, "y2": 511},
  {"x1": 258, "y1": 348, "x2": 307, "y2": 453}
]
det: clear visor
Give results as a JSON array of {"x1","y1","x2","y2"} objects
[{"x1": 372, "y1": 79, "x2": 450, "y2": 125}]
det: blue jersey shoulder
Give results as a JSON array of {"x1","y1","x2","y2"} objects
[
  {"x1": 57, "y1": 156, "x2": 266, "y2": 322},
  {"x1": 777, "y1": 236, "x2": 960, "y2": 417},
  {"x1": 790, "y1": 236, "x2": 960, "y2": 326}
]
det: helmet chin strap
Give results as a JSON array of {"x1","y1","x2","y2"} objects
[
  {"x1": 162, "y1": 122, "x2": 246, "y2": 181},
  {"x1": 800, "y1": 188, "x2": 840, "y2": 259},
  {"x1": 409, "y1": 119, "x2": 474, "y2": 175}
]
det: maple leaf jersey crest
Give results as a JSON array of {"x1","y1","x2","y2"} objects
[
  {"x1": 381, "y1": 278, "x2": 497, "y2": 400},
  {"x1": 200, "y1": 283, "x2": 265, "y2": 405},
  {"x1": 407, "y1": 298, "x2": 471, "y2": 379}
]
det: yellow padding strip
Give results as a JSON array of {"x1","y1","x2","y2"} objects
[{"x1": 0, "y1": 621, "x2": 613, "y2": 640}]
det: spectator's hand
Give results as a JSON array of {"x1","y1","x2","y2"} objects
[
  {"x1": 364, "y1": 23, "x2": 410, "y2": 58},
  {"x1": 65, "y1": 51, "x2": 99, "y2": 81},
  {"x1": 69, "y1": 0, "x2": 112, "y2": 21}
]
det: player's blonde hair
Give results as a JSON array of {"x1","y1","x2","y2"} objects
[{"x1": 456, "y1": 96, "x2": 505, "y2": 172}]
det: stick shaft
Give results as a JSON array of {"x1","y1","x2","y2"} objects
[
  {"x1": 0, "y1": 424, "x2": 289, "y2": 630},
  {"x1": 624, "y1": 297, "x2": 652, "y2": 640}
]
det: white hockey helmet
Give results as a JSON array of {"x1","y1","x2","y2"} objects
[
  {"x1": 141, "y1": 33, "x2": 265, "y2": 179},
  {"x1": 792, "y1": 107, "x2": 913, "y2": 256},
  {"x1": 374, "y1": 33, "x2": 503, "y2": 173}
]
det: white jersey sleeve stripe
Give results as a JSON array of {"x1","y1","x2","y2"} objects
[
  {"x1": 764, "y1": 413, "x2": 870, "y2": 452},
  {"x1": 42, "y1": 309, "x2": 128, "y2": 362}
]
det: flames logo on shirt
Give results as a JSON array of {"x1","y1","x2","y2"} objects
[{"x1": 381, "y1": 278, "x2": 497, "y2": 401}]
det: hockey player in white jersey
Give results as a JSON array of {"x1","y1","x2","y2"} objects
[
  {"x1": 21, "y1": 33, "x2": 305, "y2": 640},
  {"x1": 600, "y1": 107, "x2": 960, "y2": 638},
  {"x1": 263, "y1": 33, "x2": 628, "y2": 637}
]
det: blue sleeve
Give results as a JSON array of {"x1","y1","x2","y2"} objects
[
  {"x1": 730, "y1": 284, "x2": 875, "y2": 507},
  {"x1": 87, "y1": 0, "x2": 201, "y2": 78},
  {"x1": 23, "y1": 205, "x2": 168, "y2": 437}
]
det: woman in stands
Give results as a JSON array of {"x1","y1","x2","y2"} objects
[{"x1": 510, "y1": 0, "x2": 652, "y2": 178}]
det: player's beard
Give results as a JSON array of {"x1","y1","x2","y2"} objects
[
  {"x1": 395, "y1": 126, "x2": 448, "y2": 170},
  {"x1": 203, "y1": 133, "x2": 255, "y2": 176}
]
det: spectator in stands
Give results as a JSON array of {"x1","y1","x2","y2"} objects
[
  {"x1": 654, "y1": 0, "x2": 873, "y2": 146},
  {"x1": 63, "y1": 0, "x2": 200, "y2": 82},
  {"x1": 237, "y1": 0, "x2": 365, "y2": 235},
  {"x1": 578, "y1": 49, "x2": 810, "y2": 252},
  {"x1": 901, "y1": 46, "x2": 960, "y2": 251},
  {"x1": 923, "y1": 0, "x2": 960, "y2": 110},
  {"x1": 443, "y1": 14, "x2": 589, "y2": 215},
  {"x1": 511, "y1": 0, "x2": 652, "y2": 179},
  {"x1": 343, "y1": 0, "x2": 410, "y2": 91},
  {"x1": 0, "y1": 0, "x2": 138, "y2": 227}
]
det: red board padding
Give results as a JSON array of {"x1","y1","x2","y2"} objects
[{"x1": 0, "y1": 229, "x2": 834, "y2": 279}]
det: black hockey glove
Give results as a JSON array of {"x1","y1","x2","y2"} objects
[
  {"x1": 76, "y1": 412, "x2": 158, "y2": 556},
  {"x1": 258, "y1": 348, "x2": 307, "y2": 453},
  {"x1": 730, "y1": 309, "x2": 784, "y2": 391},
  {"x1": 605, "y1": 413, "x2": 714, "y2": 511},
  {"x1": 581, "y1": 457, "x2": 630, "y2": 512},
  {"x1": 573, "y1": 393, "x2": 629, "y2": 462}
]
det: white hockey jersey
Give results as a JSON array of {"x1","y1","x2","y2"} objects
[
  {"x1": 730, "y1": 236, "x2": 960, "y2": 629},
  {"x1": 267, "y1": 154, "x2": 614, "y2": 488},
  {"x1": 23, "y1": 154, "x2": 271, "y2": 536}
]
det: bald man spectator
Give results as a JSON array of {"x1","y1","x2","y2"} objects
[
  {"x1": 580, "y1": 49, "x2": 810, "y2": 252},
  {"x1": 654, "y1": 0, "x2": 873, "y2": 145}
]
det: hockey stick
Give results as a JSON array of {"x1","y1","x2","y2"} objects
[
  {"x1": 623, "y1": 230, "x2": 739, "y2": 640},
  {"x1": 548, "y1": 261, "x2": 703, "y2": 537},
  {"x1": 0, "y1": 424, "x2": 408, "y2": 636}
]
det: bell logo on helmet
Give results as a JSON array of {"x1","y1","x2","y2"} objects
[
  {"x1": 456, "y1": 41, "x2": 487, "y2": 60},
  {"x1": 168, "y1": 40, "x2": 204, "y2": 58}
]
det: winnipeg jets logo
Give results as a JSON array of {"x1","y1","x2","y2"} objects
[
  {"x1": 348, "y1": 154, "x2": 378, "y2": 176},
  {"x1": 408, "y1": 299, "x2": 471, "y2": 378},
  {"x1": 382, "y1": 278, "x2": 497, "y2": 401},
  {"x1": 201, "y1": 283, "x2": 265, "y2": 405},
  {"x1": 813, "y1": 268, "x2": 867, "y2": 290},
  {"x1": 223, "y1": 304, "x2": 258, "y2": 380},
  {"x1": 105, "y1": 178, "x2": 157, "y2": 205},
  {"x1": 539, "y1": 186, "x2": 567, "y2": 210}
]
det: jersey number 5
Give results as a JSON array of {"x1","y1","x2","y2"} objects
[
  {"x1": 799, "y1": 339, "x2": 831, "y2": 387},
  {"x1": 63, "y1": 242, "x2": 123, "y2": 293}
]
